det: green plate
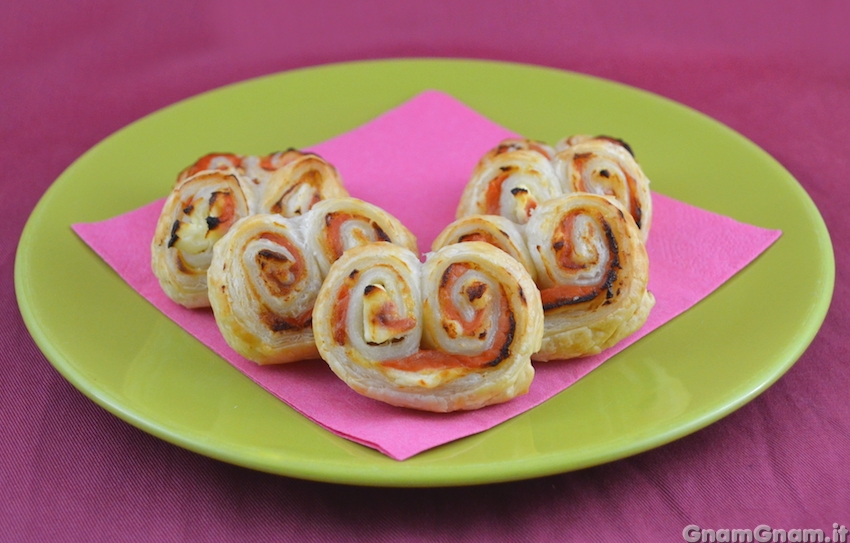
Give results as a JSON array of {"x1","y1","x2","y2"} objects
[{"x1": 15, "y1": 59, "x2": 834, "y2": 487}]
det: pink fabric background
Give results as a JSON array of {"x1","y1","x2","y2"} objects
[
  {"x1": 3, "y1": 1, "x2": 848, "y2": 541},
  {"x1": 73, "y1": 91, "x2": 780, "y2": 461}
]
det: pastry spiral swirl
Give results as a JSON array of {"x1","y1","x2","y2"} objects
[
  {"x1": 313, "y1": 242, "x2": 543, "y2": 412},
  {"x1": 525, "y1": 193, "x2": 654, "y2": 360},
  {"x1": 175, "y1": 149, "x2": 308, "y2": 212},
  {"x1": 456, "y1": 148, "x2": 561, "y2": 225},
  {"x1": 259, "y1": 152, "x2": 349, "y2": 217},
  {"x1": 430, "y1": 214, "x2": 537, "y2": 283},
  {"x1": 304, "y1": 197, "x2": 419, "y2": 277},
  {"x1": 551, "y1": 135, "x2": 652, "y2": 240},
  {"x1": 151, "y1": 170, "x2": 251, "y2": 308},
  {"x1": 207, "y1": 213, "x2": 324, "y2": 364}
]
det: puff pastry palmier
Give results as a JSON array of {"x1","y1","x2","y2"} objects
[
  {"x1": 456, "y1": 148, "x2": 561, "y2": 225},
  {"x1": 207, "y1": 213, "x2": 324, "y2": 364},
  {"x1": 175, "y1": 149, "x2": 309, "y2": 212},
  {"x1": 259, "y1": 151, "x2": 349, "y2": 217},
  {"x1": 525, "y1": 193, "x2": 654, "y2": 361},
  {"x1": 304, "y1": 197, "x2": 419, "y2": 277},
  {"x1": 151, "y1": 170, "x2": 251, "y2": 308},
  {"x1": 430, "y1": 214, "x2": 537, "y2": 283},
  {"x1": 551, "y1": 136, "x2": 652, "y2": 240},
  {"x1": 313, "y1": 242, "x2": 543, "y2": 412}
]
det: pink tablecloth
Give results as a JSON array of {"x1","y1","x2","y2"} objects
[{"x1": 3, "y1": 1, "x2": 848, "y2": 541}]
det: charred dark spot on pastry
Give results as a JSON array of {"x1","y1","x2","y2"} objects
[
  {"x1": 603, "y1": 221, "x2": 621, "y2": 270},
  {"x1": 175, "y1": 255, "x2": 189, "y2": 273},
  {"x1": 182, "y1": 204, "x2": 194, "y2": 215},
  {"x1": 221, "y1": 285, "x2": 226, "y2": 292},
  {"x1": 518, "y1": 286, "x2": 526, "y2": 305},
  {"x1": 595, "y1": 135, "x2": 634, "y2": 157},
  {"x1": 633, "y1": 205, "x2": 643, "y2": 229},
  {"x1": 599, "y1": 169, "x2": 610, "y2": 178},
  {"x1": 372, "y1": 222, "x2": 391, "y2": 242},
  {"x1": 553, "y1": 240, "x2": 565, "y2": 251},
  {"x1": 542, "y1": 290, "x2": 600, "y2": 311},
  {"x1": 488, "y1": 312, "x2": 516, "y2": 367},
  {"x1": 366, "y1": 336, "x2": 406, "y2": 347},
  {"x1": 208, "y1": 191, "x2": 222, "y2": 207},
  {"x1": 602, "y1": 221, "x2": 621, "y2": 299},
  {"x1": 262, "y1": 311, "x2": 308, "y2": 332},
  {"x1": 206, "y1": 216, "x2": 221, "y2": 230},
  {"x1": 495, "y1": 143, "x2": 520, "y2": 155},
  {"x1": 257, "y1": 249, "x2": 289, "y2": 263},
  {"x1": 167, "y1": 220, "x2": 181, "y2": 248},
  {"x1": 440, "y1": 265, "x2": 454, "y2": 288},
  {"x1": 498, "y1": 229, "x2": 508, "y2": 237},
  {"x1": 478, "y1": 331, "x2": 487, "y2": 339},
  {"x1": 441, "y1": 321, "x2": 456, "y2": 338},
  {"x1": 348, "y1": 269, "x2": 359, "y2": 279},
  {"x1": 269, "y1": 316, "x2": 297, "y2": 332},
  {"x1": 466, "y1": 282, "x2": 487, "y2": 302},
  {"x1": 324, "y1": 212, "x2": 334, "y2": 226},
  {"x1": 510, "y1": 187, "x2": 528, "y2": 196},
  {"x1": 604, "y1": 281, "x2": 616, "y2": 299},
  {"x1": 363, "y1": 284, "x2": 378, "y2": 296}
]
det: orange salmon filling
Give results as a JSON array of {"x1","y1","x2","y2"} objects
[
  {"x1": 169, "y1": 189, "x2": 239, "y2": 265},
  {"x1": 257, "y1": 233, "x2": 306, "y2": 295},
  {"x1": 381, "y1": 295, "x2": 513, "y2": 371},
  {"x1": 254, "y1": 232, "x2": 314, "y2": 332},
  {"x1": 371, "y1": 299, "x2": 417, "y2": 336},
  {"x1": 385, "y1": 263, "x2": 515, "y2": 371},
  {"x1": 484, "y1": 168, "x2": 537, "y2": 219},
  {"x1": 207, "y1": 190, "x2": 237, "y2": 233},
  {"x1": 458, "y1": 231, "x2": 499, "y2": 245},
  {"x1": 332, "y1": 284, "x2": 351, "y2": 345},
  {"x1": 260, "y1": 149, "x2": 304, "y2": 171},
  {"x1": 180, "y1": 153, "x2": 243, "y2": 179},
  {"x1": 484, "y1": 170, "x2": 512, "y2": 215},
  {"x1": 572, "y1": 152, "x2": 643, "y2": 229},
  {"x1": 540, "y1": 284, "x2": 601, "y2": 310},
  {"x1": 324, "y1": 212, "x2": 390, "y2": 260},
  {"x1": 331, "y1": 264, "x2": 517, "y2": 371},
  {"x1": 270, "y1": 169, "x2": 324, "y2": 215},
  {"x1": 436, "y1": 263, "x2": 488, "y2": 334},
  {"x1": 540, "y1": 211, "x2": 619, "y2": 312},
  {"x1": 261, "y1": 306, "x2": 314, "y2": 333}
]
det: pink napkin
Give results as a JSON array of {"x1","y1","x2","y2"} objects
[{"x1": 72, "y1": 90, "x2": 781, "y2": 461}]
